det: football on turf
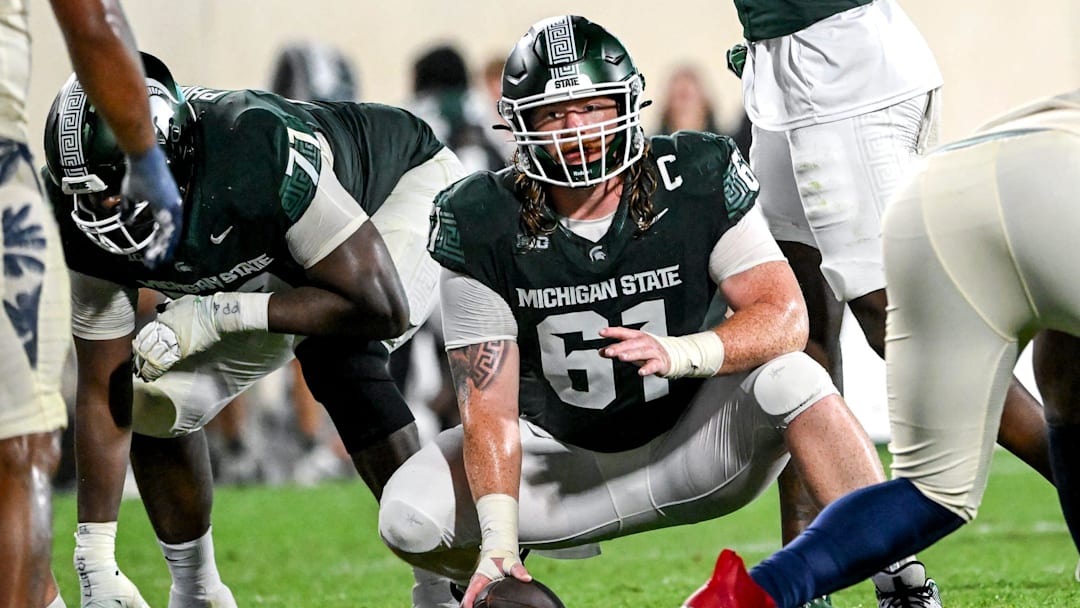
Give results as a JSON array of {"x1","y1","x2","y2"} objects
[{"x1": 474, "y1": 577, "x2": 566, "y2": 608}]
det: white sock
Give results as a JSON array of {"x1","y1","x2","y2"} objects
[
  {"x1": 158, "y1": 527, "x2": 225, "y2": 596},
  {"x1": 73, "y1": 522, "x2": 121, "y2": 595},
  {"x1": 411, "y1": 567, "x2": 458, "y2": 608}
]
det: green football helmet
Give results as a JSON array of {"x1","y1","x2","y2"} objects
[
  {"x1": 43, "y1": 52, "x2": 195, "y2": 255},
  {"x1": 499, "y1": 15, "x2": 646, "y2": 188}
]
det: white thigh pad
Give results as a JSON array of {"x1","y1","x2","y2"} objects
[
  {"x1": 749, "y1": 351, "x2": 838, "y2": 426},
  {"x1": 131, "y1": 331, "x2": 298, "y2": 437}
]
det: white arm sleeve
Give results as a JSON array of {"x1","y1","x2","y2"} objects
[
  {"x1": 708, "y1": 206, "x2": 786, "y2": 284},
  {"x1": 286, "y1": 134, "x2": 369, "y2": 269},
  {"x1": 69, "y1": 271, "x2": 139, "y2": 340},
  {"x1": 440, "y1": 269, "x2": 517, "y2": 349}
]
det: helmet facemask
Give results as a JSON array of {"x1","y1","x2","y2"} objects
[
  {"x1": 500, "y1": 15, "x2": 647, "y2": 189},
  {"x1": 63, "y1": 169, "x2": 159, "y2": 255},
  {"x1": 502, "y1": 77, "x2": 644, "y2": 187}
]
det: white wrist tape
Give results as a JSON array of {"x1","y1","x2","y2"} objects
[
  {"x1": 475, "y1": 493, "x2": 520, "y2": 581},
  {"x1": 212, "y1": 292, "x2": 271, "y2": 333},
  {"x1": 649, "y1": 330, "x2": 725, "y2": 378}
]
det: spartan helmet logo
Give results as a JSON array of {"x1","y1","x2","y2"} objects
[{"x1": 588, "y1": 245, "x2": 606, "y2": 262}]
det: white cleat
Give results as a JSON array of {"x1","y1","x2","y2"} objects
[
  {"x1": 872, "y1": 561, "x2": 942, "y2": 608},
  {"x1": 168, "y1": 584, "x2": 237, "y2": 608},
  {"x1": 78, "y1": 568, "x2": 151, "y2": 608}
]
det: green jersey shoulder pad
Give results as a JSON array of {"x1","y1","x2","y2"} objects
[
  {"x1": 428, "y1": 169, "x2": 519, "y2": 275},
  {"x1": 193, "y1": 89, "x2": 322, "y2": 223},
  {"x1": 647, "y1": 130, "x2": 759, "y2": 226}
]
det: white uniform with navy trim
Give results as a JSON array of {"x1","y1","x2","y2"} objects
[
  {"x1": 883, "y1": 92, "x2": 1080, "y2": 520},
  {"x1": 0, "y1": 0, "x2": 70, "y2": 440}
]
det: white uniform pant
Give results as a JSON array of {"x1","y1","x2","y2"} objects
[
  {"x1": 0, "y1": 154, "x2": 69, "y2": 439},
  {"x1": 133, "y1": 148, "x2": 466, "y2": 437},
  {"x1": 378, "y1": 352, "x2": 839, "y2": 569},
  {"x1": 754, "y1": 92, "x2": 938, "y2": 301},
  {"x1": 883, "y1": 129, "x2": 1080, "y2": 520}
]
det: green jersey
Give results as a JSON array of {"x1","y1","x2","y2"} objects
[
  {"x1": 47, "y1": 89, "x2": 443, "y2": 296},
  {"x1": 429, "y1": 131, "x2": 758, "y2": 452},
  {"x1": 734, "y1": 0, "x2": 873, "y2": 41}
]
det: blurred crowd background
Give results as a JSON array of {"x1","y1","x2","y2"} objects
[{"x1": 30, "y1": 0, "x2": 1080, "y2": 489}]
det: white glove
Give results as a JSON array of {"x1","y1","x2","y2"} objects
[{"x1": 133, "y1": 292, "x2": 271, "y2": 381}]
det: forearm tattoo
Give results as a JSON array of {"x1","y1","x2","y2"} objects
[{"x1": 449, "y1": 341, "x2": 507, "y2": 395}]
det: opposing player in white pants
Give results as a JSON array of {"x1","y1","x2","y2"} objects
[
  {"x1": 731, "y1": 2, "x2": 1053, "y2": 602},
  {"x1": 687, "y1": 90, "x2": 1080, "y2": 608},
  {"x1": 2, "y1": 1, "x2": 185, "y2": 606}
]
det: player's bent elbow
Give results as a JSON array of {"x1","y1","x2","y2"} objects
[
  {"x1": 366, "y1": 295, "x2": 409, "y2": 339},
  {"x1": 337, "y1": 272, "x2": 410, "y2": 338},
  {"x1": 779, "y1": 297, "x2": 810, "y2": 352}
]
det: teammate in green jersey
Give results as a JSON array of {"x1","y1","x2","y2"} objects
[
  {"x1": 376, "y1": 15, "x2": 918, "y2": 608},
  {"x1": 43, "y1": 53, "x2": 466, "y2": 608}
]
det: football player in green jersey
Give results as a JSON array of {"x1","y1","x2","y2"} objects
[
  {"x1": 4, "y1": 3, "x2": 183, "y2": 608},
  {"x1": 377, "y1": 16, "x2": 918, "y2": 608},
  {"x1": 43, "y1": 53, "x2": 466, "y2": 607}
]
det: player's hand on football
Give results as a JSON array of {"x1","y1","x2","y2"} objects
[
  {"x1": 460, "y1": 552, "x2": 532, "y2": 608},
  {"x1": 132, "y1": 295, "x2": 225, "y2": 381},
  {"x1": 122, "y1": 145, "x2": 184, "y2": 269},
  {"x1": 599, "y1": 326, "x2": 672, "y2": 377}
]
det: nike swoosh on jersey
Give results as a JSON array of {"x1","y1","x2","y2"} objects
[
  {"x1": 209, "y1": 225, "x2": 234, "y2": 244},
  {"x1": 652, "y1": 208, "x2": 670, "y2": 224}
]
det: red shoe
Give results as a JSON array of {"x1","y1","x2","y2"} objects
[{"x1": 682, "y1": 550, "x2": 778, "y2": 608}]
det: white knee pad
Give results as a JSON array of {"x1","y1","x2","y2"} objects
[
  {"x1": 749, "y1": 351, "x2": 838, "y2": 427},
  {"x1": 379, "y1": 498, "x2": 447, "y2": 555}
]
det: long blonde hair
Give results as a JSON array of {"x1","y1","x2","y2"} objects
[{"x1": 512, "y1": 142, "x2": 658, "y2": 240}]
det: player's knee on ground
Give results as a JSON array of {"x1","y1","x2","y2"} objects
[
  {"x1": 750, "y1": 351, "x2": 838, "y2": 428},
  {"x1": 379, "y1": 497, "x2": 446, "y2": 555}
]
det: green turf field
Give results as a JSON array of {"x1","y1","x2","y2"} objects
[{"x1": 51, "y1": 448, "x2": 1080, "y2": 607}]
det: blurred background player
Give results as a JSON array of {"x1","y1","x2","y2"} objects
[
  {"x1": 406, "y1": 44, "x2": 508, "y2": 174},
  {"x1": 683, "y1": 89, "x2": 1080, "y2": 608},
  {"x1": 2, "y1": 1, "x2": 183, "y2": 607}
]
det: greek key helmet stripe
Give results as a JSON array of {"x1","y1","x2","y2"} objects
[
  {"x1": 545, "y1": 15, "x2": 579, "y2": 81},
  {"x1": 56, "y1": 77, "x2": 88, "y2": 177}
]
